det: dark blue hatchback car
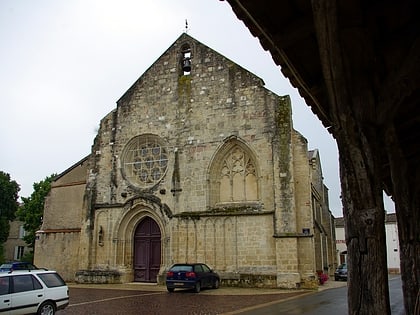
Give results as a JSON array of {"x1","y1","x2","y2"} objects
[
  {"x1": 334, "y1": 263, "x2": 348, "y2": 281},
  {"x1": 166, "y1": 263, "x2": 220, "y2": 293}
]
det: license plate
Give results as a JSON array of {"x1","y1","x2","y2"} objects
[{"x1": 174, "y1": 282, "x2": 184, "y2": 286}]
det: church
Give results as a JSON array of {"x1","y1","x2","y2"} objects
[{"x1": 34, "y1": 33, "x2": 336, "y2": 289}]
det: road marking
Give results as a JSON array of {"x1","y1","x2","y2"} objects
[
  {"x1": 68, "y1": 292, "x2": 164, "y2": 307},
  {"x1": 220, "y1": 291, "x2": 314, "y2": 315}
]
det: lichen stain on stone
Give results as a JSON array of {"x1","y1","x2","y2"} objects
[{"x1": 177, "y1": 75, "x2": 192, "y2": 99}]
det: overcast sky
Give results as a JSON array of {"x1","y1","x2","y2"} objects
[{"x1": 0, "y1": 0, "x2": 395, "y2": 217}]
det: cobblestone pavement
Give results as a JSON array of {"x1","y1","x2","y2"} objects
[{"x1": 57, "y1": 280, "x2": 347, "y2": 315}]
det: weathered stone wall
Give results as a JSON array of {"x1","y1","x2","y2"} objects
[
  {"x1": 35, "y1": 231, "x2": 81, "y2": 281},
  {"x1": 77, "y1": 34, "x2": 293, "y2": 286},
  {"x1": 89, "y1": 207, "x2": 279, "y2": 285},
  {"x1": 42, "y1": 160, "x2": 87, "y2": 230},
  {"x1": 34, "y1": 159, "x2": 87, "y2": 280},
  {"x1": 325, "y1": 210, "x2": 337, "y2": 275},
  {"x1": 170, "y1": 214, "x2": 276, "y2": 272},
  {"x1": 308, "y1": 150, "x2": 337, "y2": 276},
  {"x1": 291, "y1": 131, "x2": 317, "y2": 286},
  {"x1": 292, "y1": 131, "x2": 313, "y2": 235},
  {"x1": 35, "y1": 34, "x2": 334, "y2": 288},
  {"x1": 89, "y1": 40, "x2": 278, "y2": 213}
]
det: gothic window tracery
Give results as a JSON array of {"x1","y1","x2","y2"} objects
[
  {"x1": 216, "y1": 143, "x2": 258, "y2": 204},
  {"x1": 122, "y1": 135, "x2": 168, "y2": 188}
]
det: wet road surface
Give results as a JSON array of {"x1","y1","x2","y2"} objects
[
  {"x1": 237, "y1": 276, "x2": 404, "y2": 315},
  {"x1": 57, "y1": 277, "x2": 402, "y2": 314},
  {"x1": 58, "y1": 287, "x2": 307, "y2": 315}
]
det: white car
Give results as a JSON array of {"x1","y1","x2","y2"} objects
[{"x1": 0, "y1": 269, "x2": 69, "y2": 315}]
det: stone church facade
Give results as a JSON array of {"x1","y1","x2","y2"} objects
[{"x1": 34, "y1": 33, "x2": 336, "y2": 289}]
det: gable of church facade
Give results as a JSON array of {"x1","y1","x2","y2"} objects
[{"x1": 34, "y1": 34, "x2": 334, "y2": 289}]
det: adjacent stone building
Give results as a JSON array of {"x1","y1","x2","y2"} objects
[
  {"x1": 3, "y1": 221, "x2": 29, "y2": 262},
  {"x1": 308, "y1": 150, "x2": 337, "y2": 276},
  {"x1": 34, "y1": 33, "x2": 335, "y2": 288}
]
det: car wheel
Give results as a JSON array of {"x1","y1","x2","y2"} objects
[
  {"x1": 37, "y1": 301, "x2": 56, "y2": 315},
  {"x1": 167, "y1": 287, "x2": 174, "y2": 293},
  {"x1": 212, "y1": 278, "x2": 220, "y2": 289},
  {"x1": 194, "y1": 281, "x2": 201, "y2": 293}
]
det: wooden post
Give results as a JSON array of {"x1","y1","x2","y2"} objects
[
  {"x1": 312, "y1": 0, "x2": 391, "y2": 313},
  {"x1": 384, "y1": 125, "x2": 420, "y2": 315}
]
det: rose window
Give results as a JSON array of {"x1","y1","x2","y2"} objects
[{"x1": 122, "y1": 135, "x2": 168, "y2": 187}]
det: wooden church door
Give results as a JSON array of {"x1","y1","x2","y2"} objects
[{"x1": 134, "y1": 217, "x2": 161, "y2": 282}]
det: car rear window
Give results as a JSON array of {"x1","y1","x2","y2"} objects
[
  {"x1": 37, "y1": 273, "x2": 66, "y2": 288},
  {"x1": 170, "y1": 265, "x2": 193, "y2": 272}
]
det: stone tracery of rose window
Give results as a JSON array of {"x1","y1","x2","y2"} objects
[{"x1": 122, "y1": 135, "x2": 168, "y2": 188}]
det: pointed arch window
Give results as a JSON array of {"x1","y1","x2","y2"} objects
[{"x1": 213, "y1": 143, "x2": 259, "y2": 204}]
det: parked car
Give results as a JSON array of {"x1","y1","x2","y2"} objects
[
  {"x1": 0, "y1": 262, "x2": 40, "y2": 273},
  {"x1": 0, "y1": 269, "x2": 69, "y2": 314},
  {"x1": 334, "y1": 263, "x2": 348, "y2": 281},
  {"x1": 166, "y1": 263, "x2": 220, "y2": 293}
]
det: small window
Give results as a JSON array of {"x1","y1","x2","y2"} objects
[
  {"x1": 0, "y1": 277, "x2": 10, "y2": 295},
  {"x1": 14, "y1": 246, "x2": 25, "y2": 260},
  {"x1": 37, "y1": 273, "x2": 66, "y2": 288},
  {"x1": 194, "y1": 265, "x2": 204, "y2": 273},
  {"x1": 19, "y1": 226, "x2": 26, "y2": 239}
]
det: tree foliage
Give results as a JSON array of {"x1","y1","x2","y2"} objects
[
  {"x1": 0, "y1": 171, "x2": 20, "y2": 263},
  {"x1": 16, "y1": 174, "x2": 56, "y2": 250},
  {"x1": 0, "y1": 171, "x2": 20, "y2": 242}
]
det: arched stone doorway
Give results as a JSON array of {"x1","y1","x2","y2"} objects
[{"x1": 133, "y1": 216, "x2": 161, "y2": 282}]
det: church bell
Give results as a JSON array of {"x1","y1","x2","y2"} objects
[{"x1": 182, "y1": 57, "x2": 191, "y2": 72}]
